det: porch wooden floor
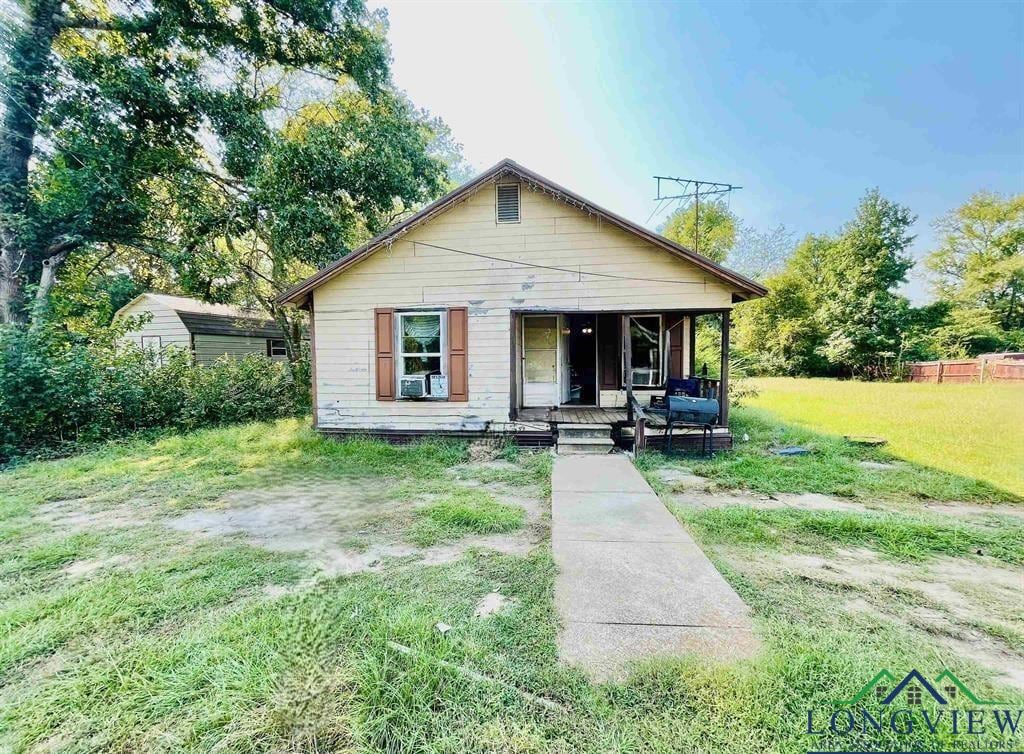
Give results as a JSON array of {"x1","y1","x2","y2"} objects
[{"x1": 518, "y1": 406, "x2": 667, "y2": 427}]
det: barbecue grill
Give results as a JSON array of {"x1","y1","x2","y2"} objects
[{"x1": 664, "y1": 395, "x2": 720, "y2": 456}]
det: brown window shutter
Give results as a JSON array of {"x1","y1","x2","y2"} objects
[
  {"x1": 447, "y1": 307, "x2": 469, "y2": 402},
  {"x1": 666, "y1": 314, "x2": 685, "y2": 379},
  {"x1": 597, "y1": 314, "x2": 620, "y2": 390},
  {"x1": 374, "y1": 308, "x2": 395, "y2": 401}
]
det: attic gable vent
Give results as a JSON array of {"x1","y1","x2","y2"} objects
[{"x1": 496, "y1": 183, "x2": 520, "y2": 223}]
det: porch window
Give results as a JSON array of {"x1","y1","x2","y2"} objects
[
  {"x1": 396, "y1": 311, "x2": 445, "y2": 388},
  {"x1": 624, "y1": 315, "x2": 663, "y2": 387}
]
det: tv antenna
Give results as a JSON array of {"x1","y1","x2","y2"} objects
[{"x1": 649, "y1": 175, "x2": 742, "y2": 255}]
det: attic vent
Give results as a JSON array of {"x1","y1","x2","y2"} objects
[{"x1": 496, "y1": 184, "x2": 520, "y2": 223}]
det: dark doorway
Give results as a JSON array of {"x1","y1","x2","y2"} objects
[{"x1": 563, "y1": 313, "x2": 597, "y2": 405}]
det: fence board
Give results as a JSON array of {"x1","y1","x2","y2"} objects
[{"x1": 908, "y1": 358, "x2": 1024, "y2": 384}]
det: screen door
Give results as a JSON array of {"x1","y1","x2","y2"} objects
[{"x1": 522, "y1": 315, "x2": 560, "y2": 407}]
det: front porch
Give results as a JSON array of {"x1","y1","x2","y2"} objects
[
  {"x1": 516, "y1": 406, "x2": 734, "y2": 452},
  {"x1": 511, "y1": 308, "x2": 734, "y2": 452}
]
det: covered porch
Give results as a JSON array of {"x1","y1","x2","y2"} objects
[{"x1": 510, "y1": 308, "x2": 734, "y2": 451}]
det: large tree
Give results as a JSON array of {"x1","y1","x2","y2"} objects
[
  {"x1": 815, "y1": 189, "x2": 916, "y2": 378},
  {"x1": 732, "y1": 234, "x2": 832, "y2": 375},
  {"x1": 925, "y1": 191, "x2": 1024, "y2": 353},
  {"x1": 0, "y1": 0, "x2": 389, "y2": 324},
  {"x1": 192, "y1": 86, "x2": 450, "y2": 360}
]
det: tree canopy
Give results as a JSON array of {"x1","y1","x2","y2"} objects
[
  {"x1": 661, "y1": 199, "x2": 737, "y2": 263},
  {"x1": 0, "y1": 0, "x2": 399, "y2": 323},
  {"x1": 924, "y1": 191, "x2": 1024, "y2": 356}
]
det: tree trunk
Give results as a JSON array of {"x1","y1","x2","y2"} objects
[
  {"x1": 29, "y1": 246, "x2": 73, "y2": 326},
  {"x1": 0, "y1": 247, "x2": 25, "y2": 324},
  {"x1": 0, "y1": 0, "x2": 63, "y2": 324}
]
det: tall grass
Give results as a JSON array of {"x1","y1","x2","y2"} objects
[{"x1": 746, "y1": 378, "x2": 1024, "y2": 499}]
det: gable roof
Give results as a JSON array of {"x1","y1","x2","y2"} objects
[
  {"x1": 115, "y1": 293, "x2": 285, "y2": 338},
  {"x1": 276, "y1": 158, "x2": 768, "y2": 306}
]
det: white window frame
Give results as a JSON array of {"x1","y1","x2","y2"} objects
[
  {"x1": 141, "y1": 335, "x2": 163, "y2": 365},
  {"x1": 623, "y1": 314, "x2": 665, "y2": 388},
  {"x1": 395, "y1": 310, "x2": 447, "y2": 399},
  {"x1": 495, "y1": 183, "x2": 521, "y2": 224},
  {"x1": 267, "y1": 339, "x2": 287, "y2": 358}
]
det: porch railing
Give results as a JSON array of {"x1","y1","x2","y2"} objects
[{"x1": 630, "y1": 395, "x2": 647, "y2": 452}]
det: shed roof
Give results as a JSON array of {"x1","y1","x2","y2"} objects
[
  {"x1": 276, "y1": 158, "x2": 768, "y2": 307},
  {"x1": 115, "y1": 293, "x2": 285, "y2": 339},
  {"x1": 176, "y1": 311, "x2": 284, "y2": 339}
]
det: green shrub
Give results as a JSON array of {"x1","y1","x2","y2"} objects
[{"x1": 0, "y1": 323, "x2": 310, "y2": 461}]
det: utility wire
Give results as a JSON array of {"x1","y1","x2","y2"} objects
[{"x1": 412, "y1": 240, "x2": 707, "y2": 287}]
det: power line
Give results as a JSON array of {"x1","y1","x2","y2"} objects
[{"x1": 412, "y1": 240, "x2": 708, "y2": 287}]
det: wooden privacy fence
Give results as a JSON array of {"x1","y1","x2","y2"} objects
[{"x1": 908, "y1": 355, "x2": 1024, "y2": 384}]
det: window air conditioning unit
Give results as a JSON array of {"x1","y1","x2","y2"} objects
[
  {"x1": 631, "y1": 368, "x2": 657, "y2": 387},
  {"x1": 399, "y1": 375, "x2": 427, "y2": 398}
]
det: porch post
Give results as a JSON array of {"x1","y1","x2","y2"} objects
[
  {"x1": 622, "y1": 314, "x2": 633, "y2": 422},
  {"x1": 719, "y1": 310, "x2": 730, "y2": 427},
  {"x1": 688, "y1": 314, "x2": 697, "y2": 377}
]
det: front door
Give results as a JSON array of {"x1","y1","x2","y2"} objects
[{"x1": 522, "y1": 314, "x2": 560, "y2": 407}]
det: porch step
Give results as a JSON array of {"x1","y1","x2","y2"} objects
[
  {"x1": 557, "y1": 424, "x2": 614, "y2": 455},
  {"x1": 558, "y1": 423, "x2": 614, "y2": 439}
]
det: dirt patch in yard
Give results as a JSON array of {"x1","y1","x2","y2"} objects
[
  {"x1": 749, "y1": 547, "x2": 1024, "y2": 691},
  {"x1": 164, "y1": 471, "x2": 547, "y2": 577},
  {"x1": 668, "y1": 489, "x2": 870, "y2": 513},
  {"x1": 922, "y1": 502, "x2": 1024, "y2": 521},
  {"x1": 37, "y1": 498, "x2": 151, "y2": 532},
  {"x1": 62, "y1": 554, "x2": 135, "y2": 578},
  {"x1": 668, "y1": 486, "x2": 1024, "y2": 523}
]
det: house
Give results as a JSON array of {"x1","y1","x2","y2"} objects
[
  {"x1": 277, "y1": 159, "x2": 767, "y2": 451},
  {"x1": 115, "y1": 293, "x2": 291, "y2": 365}
]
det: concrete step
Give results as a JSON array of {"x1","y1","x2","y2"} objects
[
  {"x1": 557, "y1": 436, "x2": 614, "y2": 455},
  {"x1": 559, "y1": 425, "x2": 613, "y2": 440}
]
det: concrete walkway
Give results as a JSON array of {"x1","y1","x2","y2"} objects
[{"x1": 552, "y1": 455, "x2": 759, "y2": 680}]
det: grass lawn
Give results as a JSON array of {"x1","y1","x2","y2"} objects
[
  {"x1": 743, "y1": 377, "x2": 1024, "y2": 499},
  {"x1": 1, "y1": 418, "x2": 1022, "y2": 752}
]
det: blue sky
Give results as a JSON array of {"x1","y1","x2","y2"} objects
[{"x1": 374, "y1": 0, "x2": 1024, "y2": 301}]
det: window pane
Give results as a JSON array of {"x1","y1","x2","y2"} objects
[
  {"x1": 401, "y1": 314, "x2": 441, "y2": 357},
  {"x1": 524, "y1": 316, "x2": 557, "y2": 349},
  {"x1": 525, "y1": 349, "x2": 557, "y2": 383},
  {"x1": 630, "y1": 316, "x2": 660, "y2": 382},
  {"x1": 403, "y1": 356, "x2": 442, "y2": 376},
  {"x1": 402, "y1": 335, "x2": 440, "y2": 354}
]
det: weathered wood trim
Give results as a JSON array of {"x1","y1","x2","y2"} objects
[
  {"x1": 597, "y1": 313, "x2": 620, "y2": 391},
  {"x1": 622, "y1": 314, "x2": 634, "y2": 422},
  {"x1": 309, "y1": 297, "x2": 318, "y2": 428},
  {"x1": 447, "y1": 307, "x2": 469, "y2": 401},
  {"x1": 688, "y1": 314, "x2": 697, "y2": 376},
  {"x1": 509, "y1": 311, "x2": 520, "y2": 419},
  {"x1": 319, "y1": 427, "x2": 555, "y2": 447},
  {"x1": 374, "y1": 308, "x2": 395, "y2": 401},
  {"x1": 719, "y1": 309, "x2": 730, "y2": 427},
  {"x1": 666, "y1": 313, "x2": 685, "y2": 380}
]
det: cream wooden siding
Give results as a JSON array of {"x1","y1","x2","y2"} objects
[
  {"x1": 312, "y1": 181, "x2": 738, "y2": 431},
  {"x1": 194, "y1": 334, "x2": 276, "y2": 366},
  {"x1": 117, "y1": 297, "x2": 191, "y2": 351}
]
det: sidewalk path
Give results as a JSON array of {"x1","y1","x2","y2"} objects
[{"x1": 551, "y1": 454, "x2": 759, "y2": 680}]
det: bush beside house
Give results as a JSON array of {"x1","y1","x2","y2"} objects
[{"x1": 0, "y1": 324, "x2": 310, "y2": 462}]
